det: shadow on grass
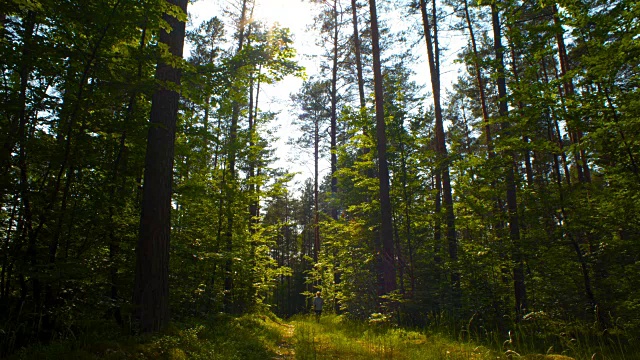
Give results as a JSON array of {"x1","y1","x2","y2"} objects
[{"x1": 6, "y1": 313, "x2": 285, "y2": 360}]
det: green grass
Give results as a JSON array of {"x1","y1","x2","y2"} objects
[
  {"x1": 291, "y1": 314, "x2": 499, "y2": 359},
  {"x1": 290, "y1": 314, "x2": 640, "y2": 360},
  {"x1": 6, "y1": 313, "x2": 640, "y2": 359},
  {"x1": 5, "y1": 313, "x2": 291, "y2": 360}
]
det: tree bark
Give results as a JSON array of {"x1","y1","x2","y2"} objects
[
  {"x1": 462, "y1": 0, "x2": 492, "y2": 157},
  {"x1": 552, "y1": 5, "x2": 590, "y2": 183},
  {"x1": 223, "y1": 0, "x2": 252, "y2": 313},
  {"x1": 506, "y1": 26, "x2": 533, "y2": 186},
  {"x1": 420, "y1": 0, "x2": 458, "y2": 303},
  {"x1": 368, "y1": 0, "x2": 396, "y2": 295},
  {"x1": 491, "y1": 3, "x2": 526, "y2": 321},
  {"x1": 399, "y1": 140, "x2": 415, "y2": 296},
  {"x1": 351, "y1": 0, "x2": 366, "y2": 110},
  {"x1": 133, "y1": 0, "x2": 187, "y2": 333},
  {"x1": 314, "y1": 110, "x2": 320, "y2": 263},
  {"x1": 330, "y1": 0, "x2": 339, "y2": 221}
]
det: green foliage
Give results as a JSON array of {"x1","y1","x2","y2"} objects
[
  {"x1": 1, "y1": 0, "x2": 639, "y2": 357},
  {"x1": 0, "y1": 0, "x2": 304, "y2": 353},
  {"x1": 292, "y1": 314, "x2": 501, "y2": 359},
  {"x1": 5, "y1": 314, "x2": 289, "y2": 360}
]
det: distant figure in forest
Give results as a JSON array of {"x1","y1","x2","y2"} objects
[{"x1": 313, "y1": 291, "x2": 324, "y2": 323}]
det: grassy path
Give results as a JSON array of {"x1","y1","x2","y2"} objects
[
  {"x1": 288, "y1": 314, "x2": 497, "y2": 360},
  {"x1": 5, "y1": 314, "x2": 579, "y2": 359},
  {"x1": 273, "y1": 322, "x2": 296, "y2": 359},
  {"x1": 285, "y1": 315, "x2": 577, "y2": 360}
]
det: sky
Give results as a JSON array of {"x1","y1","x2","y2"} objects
[
  {"x1": 186, "y1": 0, "x2": 466, "y2": 189},
  {"x1": 189, "y1": 0, "x2": 325, "y2": 187}
]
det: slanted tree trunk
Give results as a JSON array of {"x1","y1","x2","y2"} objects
[
  {"x1": 541, "y1": 57, "x2": 572, "y2": 187},
  {"x1": 462, "y1": 0, "x2": 492, "y2": 156},
  {"x1": 133, "y1": 0, "x2": 187, "y2": 333},
  {"x1": 552, "y1": 5, "x2": 590, "y2": 183}
]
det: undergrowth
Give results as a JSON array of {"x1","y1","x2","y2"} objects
[
  {"x1": 5, "y1": 312, "x2": 640, "y2": 359},
  {"x1": 421, "y1": 311, "x2": 640, "y2": 360},
  {"x1": 5, "y1": 313, "x2": 287, "y2": 360},
  {"x1": 292, "y1": 313, "x2": 640, "y2": 360},
  {"x1": 292, "y1": 314, "x2": 498, "y2": 359}
]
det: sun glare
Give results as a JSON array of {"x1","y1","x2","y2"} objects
[
  {"x1": 187, "y1": 0, "x2": 327, "y2": 182},
  {"x1": 190, "y1": 0, "x2": 319, "y2": 53},
  {"x1": 254, "y1": 0, "x2": 314, "y2": 31},
  {"x1": 190, "y1": 0, "x2": 316, "y2": 34}
]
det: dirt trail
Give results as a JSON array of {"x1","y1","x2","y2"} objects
[{"x1": 273, "y1": 323, "x2": 296, "y2": 359}]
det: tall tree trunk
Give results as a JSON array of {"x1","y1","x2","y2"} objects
[
  {"x1": 0, "y1": 204, "x2": 17, "y2": 303},
  {"x1": 548, "y1": 117, "x2": 601, "y2": 324},
  {"x1": 133, "y1": 0, "x2": 187, "y2": 333},
  {"x1": 543, "y1": 47, "x2": 604, "y2": 323},
  {"x1": 109, "y1": 19, "x2": 148, "y2": 326},
  {"x1": 491, "y1": 3, "x2": 526, "y2": 321},
  {"x1": 1, "y1": 11, "x2": 35, "y2": 204},
  {"x1": 399, "y1": 141, "x2": 415, "y2": 296},
  {"x1": 368, "y1": 0, "x2": 396, "y2": 295},
  {"x1": 420, "y1": 0, "x2": 458, "y2": 305},
  {"x1": 552, "y1": 5, "x2": 590, "y2": 183},
  {"x1": 15, "y1": 12, "x2": 37, "y2": 322},
  {"x1": 462, "y1": 0, "x2": 492, "y2": 156},
  {"x1": 330, "y1": 0, "x2": 339, "y2": 221},
  {"x1": 505, "y1": 27, "x2": 534, "y2": 186},
  {"x1": 542, "y1": 57, "x2": 572, "y2": 187},
  {"x1": 433, "y1": 170, "x2": 442, "y2": 309},
  {"x1": 247, "y1": 61, "x2": 262, "y2": 304},
  {"x1": 598, "y1": 84, "x2": 640, "y2": 179},
  {"x1": 351, "y1": 0, "x2": 366, "y2": 110},
  {"x1": 314, "y1": 111, "x2": 320, "y2": 263},
  {"x1": 329, "y1": 0, "x2": 342, "y2": 310},
  {"x1": 223, "y1": 0, "x2": 251, "y2": 312},
  {"x1": 350, "y1": 0, "x2": 374, "y2": 182}
]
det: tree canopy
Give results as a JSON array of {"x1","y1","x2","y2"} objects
[{"x1": 0, "y1": 0, "x2": 639, "y2": 356}]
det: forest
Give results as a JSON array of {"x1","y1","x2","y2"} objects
[{"x1": 1, "y1": 0, "x2": 639, "y2": 358}]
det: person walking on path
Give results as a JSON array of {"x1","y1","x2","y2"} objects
[{"x1": 313, "y1": 291, "x2": 324, "y2": 323}]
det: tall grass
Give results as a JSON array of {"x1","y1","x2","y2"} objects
[
  {"x1": 292, "y1": 312, "x2": 640, "y2": 360},
  {"x1": 422, "y1": 311, "x2": 640, "y2": 360},
  {"x1": 292, "y1": 314, "x2": 497, "y2": 359},
  {"x1": 6, "y1": 311, "x2": 639, "y2": 359}
]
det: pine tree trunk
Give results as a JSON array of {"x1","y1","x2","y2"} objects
[
  {"x1": 506, "y1": 33, "x2": 534, "y2": 186},
  {"x1": 463, "y1": 0, "x2": 492, "y2": 156},
  {"x1": 133, "y1": 0, "x2": 187, "y2": 333},
  {"x1": 368, "y1": 0, "x2": 396, "y2": 295},
  {"x1": 399, "y1": 141, "x2": 415, "y2": 296},
  {"x1": 330, "y1": 0, "x2": 339, "y2": 221},
  {"x1": 223, "y1": 0, "x2": 251, "y2": 313},
  {"x1": 351, "y1": 0, "x2": 366, "y2": 110},
  {"x1": 314, "y1": 111, "x2": 320, "y2": 263},
  {"x1": 420, "y1": 0, "x2": 458, "y2": 306},
  {"x1": 552, "y1": 5, "x2": 591, "y2": 183},
  {"x1": 491, "y1": 3, "x2": 526, "y2": 321}
]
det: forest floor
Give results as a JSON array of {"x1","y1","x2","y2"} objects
[
  {"x1": 289, "y1": 314, "x2": 499, "y2": 359},
  {"x1": 273, "y1": 321, "x2": 296, "y2": 359},
  {"x1": 279, "y1": 315, "x2": 578, "y2": 360},
  {"x1": 5, "y1": 313, "x2": 610, "y2": 359}
]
